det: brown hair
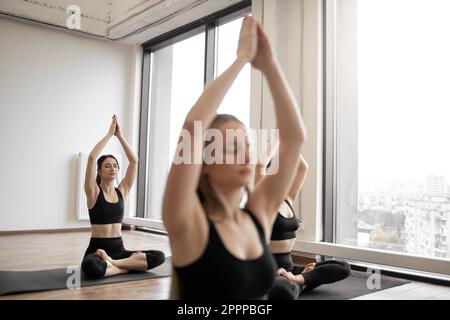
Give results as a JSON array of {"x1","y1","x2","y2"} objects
[
  {"x1": 197, "y1": 114, "x2": 250, "y2": 221},
  {"x1": 96, "y1": 154, "x2": 120, "y2": 186}
]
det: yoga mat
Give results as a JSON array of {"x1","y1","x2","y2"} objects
[
  {"x1": 0, "y1": 257, "x2": 172, "y2": 296},
  {"x1": 297, "y1": 269, "x2": 410, "y2": 300}
]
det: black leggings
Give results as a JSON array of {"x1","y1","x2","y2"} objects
[
  {"x1": 81, "y1": 237, "x2": 165, "y2": 279},
  {"x1": 268, "y1": 252, "x2": 351, "y2": 299}
]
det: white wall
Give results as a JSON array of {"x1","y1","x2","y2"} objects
[{"x1": 0, "y1": 18, "x2": 140, "y2": 231}]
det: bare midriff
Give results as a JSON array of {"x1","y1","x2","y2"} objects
[
  {"x1": 269, "y1": 238, "x2": 296, "y2": 254},
  {"x1": 90, "y1": 223, "x2": 122, "y2": 238}
]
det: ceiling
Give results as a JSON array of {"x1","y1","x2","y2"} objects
[{"x1": 0, "y1": 0, "x2": 245, "y2": 44}]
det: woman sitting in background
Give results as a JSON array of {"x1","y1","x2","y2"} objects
[
  {"x1": 81, "y1": 115, "x2": 165, "y2": 279},
  {"x1": 255, "y1": 139, "x2": 351, "y2": 299}
]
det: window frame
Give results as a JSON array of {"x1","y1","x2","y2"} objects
[
  {"x1": 135, "y1": 1, "x2": 252, "y2": 230},
  {"x1": 321, "y1": 0, "x2": 450, "y2": 277}
]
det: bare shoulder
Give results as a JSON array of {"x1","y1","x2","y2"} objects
[
  {"x1": 117, "y1": 185, "x2": 128, "y2": 200},
  {"x1": 86, "y1": 185, "x2": 100, "y2": 210},
  {"x1": 245, "y1": 195, "x2": 273, "y2": 240},
  {"x1": 117, "y1": 183, "x2": 130, "y2": 201},
  {"x1": 169, "y1": 201, "x2": 210, "y2": 267}
]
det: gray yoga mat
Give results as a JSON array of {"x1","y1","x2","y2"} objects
[
  {"x1": 0, "y1": 257, "x2": 172, "y2": 296},
  {"x1": 297, "y1": 269, "x2": 410, "y2": 300}
]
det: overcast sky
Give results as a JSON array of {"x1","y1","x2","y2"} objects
[{"x1": 358, "y1": 0, "x2": 450, "y2": 184}]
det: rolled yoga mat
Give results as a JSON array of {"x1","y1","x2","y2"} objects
[{"x1": 0, "y1": 257, "x2": 172, "y2": 296}]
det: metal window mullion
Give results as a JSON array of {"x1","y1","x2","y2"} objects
[
  {"x1": 137, "y1": 51, "x2": 152, "y2": 219},
  {"x1": 323, "y1": 0, "x2": 337, "y2": 243},
  {"x1": 204, "y1": 23, "x2": 217, "y2": 86},
  {"x1": 137, "y1": 1, "x2": 252, "y2": 222}
]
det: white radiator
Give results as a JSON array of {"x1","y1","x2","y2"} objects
[{"x1": 76, "y1": 153, "x2": 123, "y2": 221}]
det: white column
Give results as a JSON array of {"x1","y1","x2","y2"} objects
[
  {"x1": 299, "y1": 0, "x2": 324, "y2": 243},
  {"x1": 147, "y1": 47, "x2": 173, "y2": 219},
  {"x1": 125, "y1": 44, "x2": 143, "y2": 218},
  {"x1": 252, "y1": 0, "x2": 324, "y2": 244}
]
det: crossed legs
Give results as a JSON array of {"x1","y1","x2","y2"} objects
[{"x1": 82, "y1": 248, "x2": 165, "y2": 279}]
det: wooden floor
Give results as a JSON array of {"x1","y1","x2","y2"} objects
[
  {"x1": 0, "y1": 230, "x2": 172, "y2": 300},
  {"x1": 1, "y1": 230, "x2": 449, "y2": 300}
]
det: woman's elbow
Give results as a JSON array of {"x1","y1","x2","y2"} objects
[
  {"x1": 282, "y1": 128, "x2": 306, "y2": 146},
  {"x1": 298, "y1": 130, "x2": 307, "y2": 146},
  {"x1": 299, "y1": 155, "x2": 309, "y2": 172},
  {"x1": 130, "y1": 157, "x2": 139, "y2": 164},
  {"x1": 182, "y1": 118, "x2": 197, "y2": 134},
  {"x1": 280, "y1": 134, "x2": 305, "y2": 152}
]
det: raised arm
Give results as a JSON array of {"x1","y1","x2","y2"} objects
[
  {"x1": 163, "y1": 16, "x2": 258, "y2": 236},
  {"x1": 287, "y1": 155, "x2": 308, "y2": 202},
  {"x1": 114, "y1": 117, "x2": 138, "y2": 199},
  {"x1": 248, "y1": 23, "x2": 307, "y2": 237},
  {"x1": 84, "y1": 116, "x2": 116, "y2": 205},
  {"x1": 255, "y1": 145, "x2": 308, "y2": 216},
  {"x1": 254, "y1": 135, "x2": 279, "y2": 187},
  {"x1": 255, "y1": 150, "x2": 308, "y2": 202}
]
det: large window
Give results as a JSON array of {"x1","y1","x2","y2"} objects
[
  {"x1": 216, "y1": 17, "x2": 251, "y2": 128},
  {"x1": 138, "y1": 4, "x2": 252, "y2": 223},
  {"x1": 326, "y1": 0, "x2": 450, "y2": 261},
  {"x1": 146, "y1": 34, "x2": 205, "y2": 221}
]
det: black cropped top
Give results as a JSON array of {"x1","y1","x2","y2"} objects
[
  {"x1": 270, "y1": 199, "x2": 300, "y2": 241},
  {"x1": 174, "y1": 208, "x2": 276, "y2": 300},
  {"x1": 88, "y1": 187, "x2": 124, "y2": 225}
]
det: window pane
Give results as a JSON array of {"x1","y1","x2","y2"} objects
[
  {"x1": 216, "y1": 17, "x2": 251, "y2": 128},
  {"x1": 335, "y1": 0, "x2": 450, "y2": 260},
  {"x1": 146, "y1": 33, "x2": 205, "y2": 219},
  {"x1": 169, "y1": 34, "x2": 206, "y2": 161}
]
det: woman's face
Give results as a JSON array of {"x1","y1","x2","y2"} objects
[
  {"x1": 202, "y1": 121, "x2": 254, "y2": 189},
  {"x1": 99, "y1": 158, "x2": 119, "y2": 181}
]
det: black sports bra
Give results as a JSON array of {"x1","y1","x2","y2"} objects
[
  {"x1": 174, "y1": 208, "x2": 276, "y2": 300},
  {"x1": 88, "y1": 187, "x2": 124, "y2": 225},
  {"x1": 270, "y1": 199, "x2": 300, "y2": 241}
]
